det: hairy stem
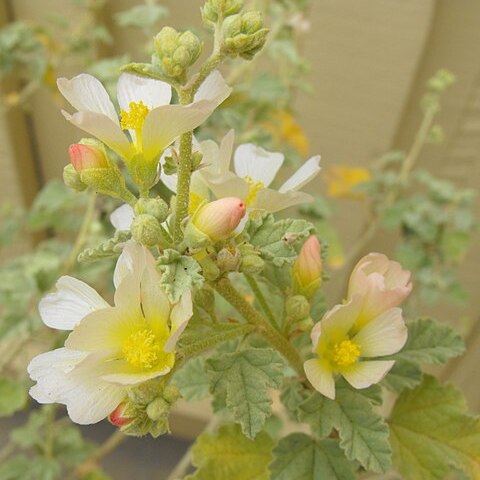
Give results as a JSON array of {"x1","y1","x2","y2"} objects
[
  {"x1": 244, "y1": 274, "x2": 279, "y2": 329},
  {"x1": 215, "y1": 278, "x2": 304, "y2": 376}
]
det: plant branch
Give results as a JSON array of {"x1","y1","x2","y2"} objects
[
  {"x1": 215, "y1": 277, "x2": 304, "y2": 376},
  {"x1": 244, "y1": 274, "x2": 278, "y2": 328}
]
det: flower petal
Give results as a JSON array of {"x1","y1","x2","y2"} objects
[
  {"x1": 28, "y1": 348, "x2": 125, "y2": 425},
  {"x1": 113, "y1": 240, "x2": 146, "y2": 289},
  {"x1": 63, "y1": 110, "x2": 133, "y2": 160},
  {"x1": 279, "y1": 155, "x2": 321, "y2": 193},
  {"x1": 110, "y1": 204, "x2": 135, "y2": 231},
  {"x1": 165, "y1": 291, "x2": 193, "y2": 352},
  {"x1": 101, "y1": 364, "x2": 172, "y2": 386},
  {"x1": 304, "y1": 358, "x2": 336, "y2": 399},
  {"x1": 57, "y1": 74, "x2": 118, "y2": 123},
  {"x1": 352, "y1": 308, "x2": 408, "y2": 357},
  {"x1": 203, "y1": 173, "x2": 250, "y2": 201},
  {"x1": 320, "y1": 295, "x2": 363, "y2": 345},
  {"x1": 201, "y1": 129, "x2": 235, "y2": 176},
  {"x1": 194, "y1": 70, "x2": 232, "y2": 103},
  {"x1": 255, "y1": 188, "x2": 313, "y2": 212},
  {"x1": 233, "y1": 144, "x2": 284, "y2": 187},
  {"x1": 341, "y1": 360, "x2": 395, "y2": 390},
  {"x1": 117, "y1": 73, "x2": 171, "y2": 112},
  {"x1": 39, "y1": 276, "x2": 109, "y2": 330}
]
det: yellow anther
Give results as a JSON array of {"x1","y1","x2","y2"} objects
[
  {"x1": 120, "y1": 101, "x2": 150, "y2": 131},
  {"x1": 244, "y1": 176, "x2": 264, "y2": 206},
  {"x1": 331, "y1": 339, "x2": 361, "y2": 367},
  {"x1": 122, "y1": 328, "x2": 162, "y2": 369},
  {"x1": 189, "y1": 192, "x2": 204, "y2": 215}
]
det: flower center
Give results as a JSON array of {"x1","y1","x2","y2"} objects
[
  {"x1": 331, "y1": 339, "x2": 361, "y2": 367},
  {"x1": 122, "y1": 328, "x2": 162, "y2": 369},
  {"x1": 120, "y1": 101, "x2": 150, "y2": 131},
  {"x1": 189, "y1": 192, "x2": 205, "y2": 215},
  {"x1": 244, "y1": 176, "x2": 264, "y2": 206}
]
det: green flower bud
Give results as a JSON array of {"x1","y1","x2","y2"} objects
[
  {"x1": 223, "y1": 11, "x2": 268, "y2": 60},
  {"x1": 134, "y1": 197, "x2": 169, "y2": 222},
  {"x1": 199, "y1": 256, "x2": 221, "y2": 281},
  {"x1": 131, "y1": 214, "x2": 163, "y2": 247},
  {"x1": 146, "y1": 397, "x2": 170, "y2": 421},
  {"x1": 202, "y1": 0, "x2": 243, "y2": 24},
  {"x1": 285, "y1": 295, "x2": 313, "y2": 334},
  {"x1": 239, "y1": 253, "x2": 265, "y2": 274},
  {"x1": 192, "y1": 151, "x2": 203, "y2": 170},
  {"x1": 217, "y1": 247, "x2": 241, "y2": 272},
  {"x1": 63, "y1": 164, "x2": 87, "y2": 192},
  {"x1": 154, "y1": 27, "x2": 203, "y2": 79},
  {"x1": 163, "y1": 154, "x2": 178, "y2": 175}
]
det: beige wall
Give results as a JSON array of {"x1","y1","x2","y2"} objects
[{"x1": 2, "y1": 0, "x2": 480, "y2": 406}]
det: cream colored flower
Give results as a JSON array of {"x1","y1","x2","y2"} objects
[
  {"x1": 57, "y1": 71, "x2": 231, "y2": 165},
  {"x1": 159, "y1": 130, "x2": 321, "y2": 213},
  {"x1": 304, "y1": 295, "x2": 407, "y2": 400},
  {"x1": 28, "y1": 242, "x2": 192, "y2": 424},
  {"x1": 348, "y1": 253, "x2": 413, "y2": 328}
]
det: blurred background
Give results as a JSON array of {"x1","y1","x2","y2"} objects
[{"x1": 0, "y1": 0, "x2": 479, "y2": 478}]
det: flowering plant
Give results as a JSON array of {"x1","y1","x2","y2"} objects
[{"x1": 0, "y1": 2, "x2": 478, "y2": 480}]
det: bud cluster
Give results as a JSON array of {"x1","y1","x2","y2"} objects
[
  {"x1": 223, "y1": 11, "x2": 269, "y2": 60},
  {"x1": 131, "y1": 197, "x2": 170, "y2": 247},
  {"x1": 153, "y1": 27, "x2": 203, "y2": 79},
  {"x1": 202, "y1": 0, "x2": 243, "y2": 24}
]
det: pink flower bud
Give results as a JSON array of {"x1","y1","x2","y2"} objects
[
  {"x1": 68, "y1": 144, "x2": 109, "y2": 173},
  {"x1": 293, "y1": 235, "x2": 322, "y2": 298},
  {"x1": 348, "y1": 253, "x2": 412, "y2": 326},
  {"x1": 108, "y1": 402, "x2": 132, "y2": 427},
  {"x1": 194, "y1": 197, "x2": 246, "y2": 241}
]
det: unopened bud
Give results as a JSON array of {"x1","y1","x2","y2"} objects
[
  {"x1": 192, "y1": 151, "x2": 203, "y2": 170},
  {"x1": 68, "y1": 142, "x2": 131, "y2": 200},
  {"x1": 223, "y1": 11, "x2": 268, "y2": 60},
  {"x1": 285, "y1": 295, "x2": 312, "y2": 334},
  {"x1": 69, "y1": 143, "x2": 109, "y2": 173},
  {"x1": 184, "y1": 197, "x2": 246, "y2": 248},
  {"x1": 63, "y1": 164, "x2": 87, "y2": 192},
  {"x1": 154, "y1": 27, "x2": 202, "y2": 79},
  {"x1": 131, "y1": 214, "x2": 163, "y2": 247},
  {"x1": 109, "y1": 402, "x2": 133, "y2": 428},
  {"x1": 202, "y1": 0, "x2": 243, "y2": 24},
  {"x1": 134, "y1": 197, "x2": 169, "y2": 222},
  {"x1": 217, "y1": 247, "x2": 241, "y2": 272},
  {"x1": 293, "y1": 235, "x2": 322, "y2": 299},
  {"x1": 239, "y1": 253, "x2": 264, "y2": 274},
  {"x1": 146, "y1": 397, "x2": 170, "y2": 421}
]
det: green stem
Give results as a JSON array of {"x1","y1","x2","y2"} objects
[
  {"x1": 180, "y1": 323, "x2": 256, "y2": 357},
  {"x1": 215, "y1": 278, "x2": 304, "y2": 376},
  {"x1": 62, "y1": 191, "x2": 97, "y2": 274},
  {"x1": 244, "y1": 274, "x2": 278, "y2": 329}
]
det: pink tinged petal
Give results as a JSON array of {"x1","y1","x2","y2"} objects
[
  {"x1": 57, "y1": 74, "x2": 118, "y2": 123},
  {"x1": 117, "y1": 73, "x2": 172, "y2": 112},
  {"x1": 39, "y1": 276, "x2": 109, "y2": 330},
  {"x1": 63, "y1": 110, "x2": 133, "y2": 160},
  {"x1": 233, "y1": 144, "x2": 284, "y2": 187},
  {"x1": 319, "y1": 295, "x2": 364, "y2": 345},
  {"x1": 110, "y1": 204, "x2": 135, "y2": 231},
  {"x1": 28, "y1": 348, "x2": 125, "y2": 424},
  {"x1": 352, "y1": 308, "x2": 408, "y2": 357},
  {"x1": 165, "y1": 291, "x2": 193, "y2": 352},
  {"x1": 254, "y1": 188, "x2": 313, "y2": 212},
  {"x1": 279, "y1": 155, "x2": 321, "y2": 193},
  {"x1": 341, "y1": 360, "x2": 395, "y2": 390},
  {"x1": 304, "y1": 358, "x2": 336, "y2": 400}
]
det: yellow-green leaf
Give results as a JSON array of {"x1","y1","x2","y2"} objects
[{"x1": 389, "y1": 375, "x2": 480, "y2": 480}]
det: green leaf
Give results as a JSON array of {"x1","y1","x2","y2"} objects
[
  {"x1": 270, "y1": 434, "x2": 355, "y2": 480},
  {"x1": 394, "y1": 318, "x2": 465, "y2": 365},
  {"x1": 298, "y1": 383, "x2": 392, "y2": 473},
  {"x1": 207, "y1": 348, "x2": 284, "y2": 439},
  {"x1": 157, "y1": 249, "x2": 204, "y2": 303},
  {"x1": 245, "y1": 213, "x2": 315, "y2": 267},
  {"x1": 186, "y1": 424, "x2": 273, "y2": 480},
  {"x1": 0, "y1": 455, "x2": 61, "y2": 480},
  {"x1": 280, "y1": 381, "x2": 311, "y2": 421},
  {"x1": 382, "y1": 360, "x2": 423, "y2": 393},
  {"x1": 388, "y1": 375, "x2": 480, "y2": 480},
  {"x1": 171, "y1": 357, "x2": 210, "y2": 401},
  {"x1": 77, "y1": 230, "x2": 130, "y2": 263},
  {"x1": 0, "y1": 378, "x2": 27, "y2": 416}
]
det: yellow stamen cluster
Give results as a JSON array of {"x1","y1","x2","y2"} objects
[
  {"x1": 189, "y1": 192, "x2": 205, "y2": 215},
  {"x1": 120, "y1": 101, "x2": 150, "y2": 131},
  {"x1": 122, "y1": 328, "x2": 162, "y2": 369},
  {"x1": 244, "y1": 176, "x2": 264, "y2": 206},
  {"x1": 331, "y1": 339, "x2": 361, "y2": 367}
]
